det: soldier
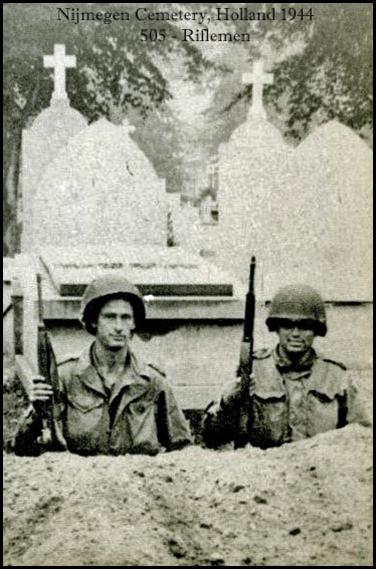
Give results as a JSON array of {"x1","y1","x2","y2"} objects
[
  {"x1": 13, "y1": 274, "x2": 192, "y2": 456},
  {"x1": 203, "y1": 284, "x2": 368, "y2": 449}
]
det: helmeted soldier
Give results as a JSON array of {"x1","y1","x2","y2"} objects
[
  {"x1": 13, "y1": 273, "x2": 192, "y2": 456},
  {"x1": 203, "y1": 284, "x2": 368, "y2": 449}
]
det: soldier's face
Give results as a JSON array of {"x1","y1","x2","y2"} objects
[
  {"x1": 95, "y1": 299, "x2": 135, "y2": 351},
  {"x1": 277, "y1": 320, "x2": 315, "y2": 356}
]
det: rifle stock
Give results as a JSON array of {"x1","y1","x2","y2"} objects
[
  {"x1": 235, "y1": 256, "x2": 256, "y2": 448},
  {"x1": 36, "y1": 274, "x2": 66, "y2": 450}
]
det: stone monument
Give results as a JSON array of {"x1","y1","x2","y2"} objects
[
  {"x1": 21, "y1": 44, "x2": 88, "y2": 252},
  {"x1": 217, "y1": 60, "x2": 291, "y2": 287},
  {"x1": 30, "y1": 117, "x2": 167, "y2": 250}
]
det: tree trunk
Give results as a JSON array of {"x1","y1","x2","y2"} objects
[{"x1": 3, "y1": 131, "x2": 22, "y2": 256}]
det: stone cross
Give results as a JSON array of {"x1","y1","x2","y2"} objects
[
  {"x1": 242, "y1": 60, "x2": 273, "y2": 118},
  {"x1": 43, "y1": 44, "x2": 76, "y2": 101}
]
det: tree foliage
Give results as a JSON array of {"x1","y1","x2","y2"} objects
[{"x1": 266, "y1": 3, "x2": 373, "y2": 140}]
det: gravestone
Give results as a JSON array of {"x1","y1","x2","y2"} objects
[
  {"x1": 217, "y1": 60, "x2": 291, "y2": 287},
  {"x1": 290, "y1": 121, "x2": 372, "y2": 301},
  {"x1": 216, "y1": 60, "x2": 372, "y2": 302},
  {"x1": 17, "y1": 42, "x2": 172, "y2": 375},
  {"x1": 21, "y1": 44, "x2": 87, "y2": 252},
  {"x1": 257, "y1": 121, "x2": 373, "y2": 301},
  {"x1": 30, "y1": 117, "x2": 167, "y2": 249}
]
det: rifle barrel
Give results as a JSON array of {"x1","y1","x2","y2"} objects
[
  {"x1": 242, "y1": 257, "x2": 256, "y2": 342},
  {"x1": 249, "y1": 256, "x2": 256, "y2": 293},
  {"x1": 36, "y1": 273, "x2": 44, "y2": 324},
  {"x1": 36, "y1": 273, "x2": 55, "y2": 448},
  {"x1": 235, "y1": 256, "x2": 256, "y2": 447}
]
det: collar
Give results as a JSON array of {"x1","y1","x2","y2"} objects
[
  {"x1": 73, "y1": 343, "x2": 152, "y2": 400},
  {"x1": 273, "y1": 345, "x2": 317, "y2": 373}
]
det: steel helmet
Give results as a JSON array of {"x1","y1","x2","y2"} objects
[
  {"x1": 80, "y1": 273, "x2": 146, "y2": 335},
  {"x1": 266, "y1": 284, "x2": 327, "y2": 336}
]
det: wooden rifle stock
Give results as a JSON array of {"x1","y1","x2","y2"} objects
[
  {"x1": 36, "y1": 274, "x2": 54, "y2": 447},
  {"x1": 36, "y1": 274, "x2": 67, "y2": 451},
  {"x1": 235, "y1": 256, "x2": 256, "y2": 448}
]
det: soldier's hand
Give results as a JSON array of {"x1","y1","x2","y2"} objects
[
  {"x1": 221, "y1": 373, "x2": 255, "y2": 407},
  {"x1": 247, "y1": 372, "x2": 256, "y2": 395},
  {"x1": 29, "y1": 376, "x2": 53, "y2": 410},
  {"x1": 205, "y1": 401, "x2": 221, "y2": 416}
]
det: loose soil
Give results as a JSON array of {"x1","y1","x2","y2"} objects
[
  {"x1": 3, "y1": 362, "x2": 373, "y2": 566},
  {"x1": 4, "y1": 425, "x2": 372, "y2": 566}
]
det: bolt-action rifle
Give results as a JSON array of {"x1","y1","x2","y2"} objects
[
  {"x1": 36, "y1": 274, "x2": 66, "y2": 451},
  {"x1": 234, "y1": 256, "x2": 256, "y2": 448}
]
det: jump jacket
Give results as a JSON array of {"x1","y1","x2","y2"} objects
[
  {"x1": 203, "y1": 347, "x2": 366, "y2": 449},
  {"x1": 13, "y1": 344, "x2": 192, "y2": 456}
]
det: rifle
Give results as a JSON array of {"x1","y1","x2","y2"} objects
[
  {"x1": 234, "y1": 256, "x2": 256, "y2": 448},
  {"x1": 36, "y1": 274, "x2": 66, "y2": 451}
]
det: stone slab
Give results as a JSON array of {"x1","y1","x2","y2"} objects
[
  {"x1": 38, "y1": 298, "x2": 245, "y2": 321},
  {"x1": 59, "y1": 283, "x2": 233, "y2": 298},
  {"x1": 39, "y1": 245, "x2": 241, "y2": 299}
]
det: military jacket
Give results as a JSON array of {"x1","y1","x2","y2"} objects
[
  {"x1": 203, "y1": 347, "x2": 365, "y2": 449},
  {"x1": 13, "y1": 344, "x2": 192, "y2": 456}
]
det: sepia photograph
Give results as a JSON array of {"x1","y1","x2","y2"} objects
[{"x1": 3, "y1": 3, "x2": 373, "y2": 566}]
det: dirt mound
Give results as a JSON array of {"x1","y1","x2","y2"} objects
[{"x1": 4, "y1": 424, "x2": 372, "y2": 566}]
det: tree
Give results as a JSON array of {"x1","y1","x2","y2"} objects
[{"x1": 266, "y1": 3, "x2": 373, "y2": 141}]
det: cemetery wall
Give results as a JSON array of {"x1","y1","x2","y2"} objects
[{"x1": 133, "y1": 304, "x2": 373, "y2": 375}]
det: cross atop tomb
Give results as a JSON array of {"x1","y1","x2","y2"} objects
[
  {"x1": 242, "y1": 60, "x2": 273, "y2": 119},
  {"x1": 43, "y1": 44, "x2": 76, "y2": 101}
]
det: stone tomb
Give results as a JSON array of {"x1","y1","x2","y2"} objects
[
  {"x1": 21, "y1": 44, "x2": 167, "y2": 253},
  {"x1": 217, "y1": 61, "x2": 372, "y2": 303},
  {"x1": 41, "y1": 246, "x2": 233, "y2": 299},
  {"x1": 21, "y1": 45, "x2": 88, "y2": 252},
  {"x1": 28, "y1": 118, "x2": 167, "y2": 251},
  {"x1": 13, "y1": 246, "x2": 247, "y2": 410},
  {"x1": 216, "y1": 111, "x2": 373, "y2": 365}
]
